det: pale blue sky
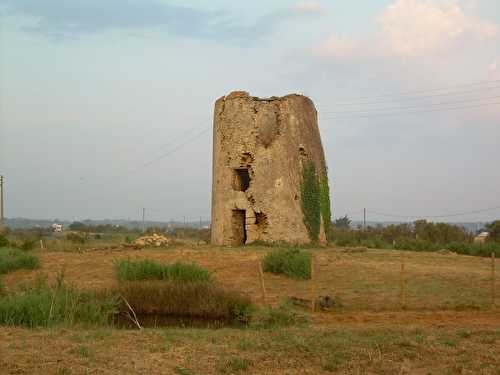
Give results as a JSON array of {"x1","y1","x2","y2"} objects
[{"x1": 1, "y1": 0, "x2": 499, "y2": 223}]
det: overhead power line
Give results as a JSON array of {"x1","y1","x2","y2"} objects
[
  {"x1": 321, "y1": 94, "x2": 500, "y2": 115},
  {"x1": 368, "y1": 205, "x2": 500, "y2": 220},
  {"x1": 117, "y1": 126, "x2": 210, "y2": 178},
  {"x1": 154, "y1": 123, "x2": 207, "y2": 153},
  {"x1": 320, "y1": 100, "x2": 500, "y2": 119},
  {"x1": 82, "y1": 124, "x2": 211, "y2": 188},
  {"x1": 321, "y1": 84, "x2": 500, "y2": 107},
  {"x1": 326, "y1": 79, "x2": 500, "y2": 103}
]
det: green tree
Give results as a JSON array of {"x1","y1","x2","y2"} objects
[
  {"x1": 69, "y1": 221, "x2": 87, "y2": 231},
  {"x1": 414, "y1": 220, "x2": 470, "y2": 243},
  {"x1": 486, "y1": 220, "x2": 500, "y2": 242},
  {"x1": 334, "y1": 215, "x2": 351, "y2": 230}
]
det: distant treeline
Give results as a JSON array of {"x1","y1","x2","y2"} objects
[
  {"x1": 3, "y1": 218, "x2": 209, "y2": 230},
  {"x1": 331, "y1": 218, "x2": 500, "y2": 257},
  {"x1": 68, "y1": 222, "x2": 133, "y2": 233}
]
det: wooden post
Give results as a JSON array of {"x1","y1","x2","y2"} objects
[
  {"x1": 492, "y1": 253, "x2": 496, "y2": 309},
  {"x1": 0, "y1": 175, "x2": 4, "y2": 232},
  {"x1": 39, "y1": 239, "x2": 44, "y2": 250},
  {"x1": 310, "y1": 255, "x2": 316, "y2": 313},
  {"x1": 258, "y1": 260, "x2": 268, "y2": 306},
  {"x1": 400, "y1": 253, "x2": 407, "y2": 310}
]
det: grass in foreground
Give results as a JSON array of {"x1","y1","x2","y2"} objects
[
  {"x1": 3, "y1": 325, "x2": 499, "y2": 374},
  {"x1": 0, "y1": 274, "x2": 117, "y2": 328},
  {"x1": 0, "y1": 276, "x2": 256, "y2": 328},
  {"x1": 115, "y1": 259, "x2": 212, "y2": 283},
  {"x1": 0, "y1": 247, "x2": 40, "y2": 275},
  {"x1": 118, "y1": 280, "x2": 253, "y2": 323},
  {"x1": 262, "y1": 248, "x2": 311, "y2": 280}
]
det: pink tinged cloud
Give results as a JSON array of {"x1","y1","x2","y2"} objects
[
  {"x1": 315, "y1": 0, "x2": 499, "y2": 59},
  {"x1": 292, "y1": 1, "x2": 327, "y2": 16}
]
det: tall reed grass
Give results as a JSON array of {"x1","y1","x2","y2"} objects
[
  {"x1": 115, "y1": 259, "x2": 211, "y2": 283},
  {"x1": 0, "y1": 274, "x2": 117, "y2": 328},
  {"x1": 118, "y1": 281, "x2": 253, "y2": 323}
]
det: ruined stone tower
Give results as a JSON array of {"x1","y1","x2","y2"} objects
[{"x1": 211, "y1": 91, "x2": 331, "y2": 246}]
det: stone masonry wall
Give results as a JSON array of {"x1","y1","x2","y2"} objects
[{"x1": 211, "y1": 91, "x2": 329, "y2": 246}]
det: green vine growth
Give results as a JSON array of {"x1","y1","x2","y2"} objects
[
  {"x1": 300, "y1": 160, "x2": 333, "y2": 243},
  {"x1": 300, "y1": 161, "x2": 321, "y2": 242},
  {"x1": 319, "y1": 174, "x2": 332, "y2": 242}
]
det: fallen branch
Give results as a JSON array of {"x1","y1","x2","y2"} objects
[{"x1": 121, "y1": 295, "x2": 142, "y2": 330}]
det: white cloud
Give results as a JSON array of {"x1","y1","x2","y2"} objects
[
  {"x1": 316, "y1": 0, "x2": 498, "y2": 59},
  {"x1": 316, "y1": 34, "x2": 360, "y2": 59},
  {"x1": 489, "y1": 59, "x2": 500, "y2": 79},
  {"x1": 489, "y1": 60, "x2": 497, "y2": 72},
  {"x1": 378, "y1": 0, "x2": 497, "y2": 57},
  {"x1": 292, "y1": 1, "x2": 327, "y2": 16}
]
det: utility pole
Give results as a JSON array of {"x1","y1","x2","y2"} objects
[
  {"x1": 142, "y1": 208, "x2": 146, "y2": 233},
  {"x1": 199, "y1": 216, "x2": 202, "y2": 229},
  {"x1": 183, "y1": 216, "x2": 186, "y2": 227},
  {"x1": 363, "y1": 208, "x2": 366, "y2": 230},
  {"x1": 0, "y1": 175, "x2": 4, "y2": 232}
]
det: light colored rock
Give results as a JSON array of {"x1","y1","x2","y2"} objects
[{"x1": 133, "y1": 234, "x2": 171, "y2": 248}]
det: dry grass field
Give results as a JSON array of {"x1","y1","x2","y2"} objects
[{"x1": 1, "y1": 244, "x2": 499, "y2": 374}]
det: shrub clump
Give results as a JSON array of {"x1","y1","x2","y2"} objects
[
  {"x1": 115, "y1": 259, "x2": 212, "y2": 283},
  {"x1": 0, "y1": 248, "x2": 40, "y2": 275},
  {"x1": 66, "y1": 232, "x2": 86, "y2": 244},
  {"x1": 262, "y1": 248, "x2": 311, "y2": 280},
  {"x1": 118, "y1": 281, "x2": 253, "y2": 323},
  {"x1": 0, "y1": 275, "x2": 117, "y2": 328},
  {"x1": 20, "y1": 239, "x2": 36, "y2": 251},
  {"x1": 0, "y1": 234, "x2": 9, "y2": 247},
  {"x1": 252, "y1": 303, "x2": 308, "y2": 329}
]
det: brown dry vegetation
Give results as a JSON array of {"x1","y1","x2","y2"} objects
[
  {"x1": 3, "y1": 245, "x2": 499, "y2": 311},
  {"x1": 1, "y1": 244, "x2": 499, "y2": 374}
]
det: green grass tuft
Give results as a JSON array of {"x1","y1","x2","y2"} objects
[
  {"x1": 262, "y1": 248, "x2": 311, "y2": 280},
  {"x1": 0, "y1": 234, "x2": 10, "y2": 247},
  {"x1": 115, "y1": 259, "x2": 211, "y2": 283},
  {"x1": 217, "y1": 357, "x2": 252, "y2": 373},
  {"x1": 174, "y1": 367, "x2": 196, "y2": 375},
  {"x1": 0, "y1": 274, "x2": 118, "y2": 328},
  {"x1": 252, "y1": 303, "x2": 308, "y2": 329},
  {"x1": 0, "y1": 248, "x2": 40, "y2": 275}
]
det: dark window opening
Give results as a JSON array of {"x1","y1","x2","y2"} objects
[
  {"x1": 231, "y1": 209, "x2": 247, "y2": 245},
  {"x1": 233, "y1": 168, "x2": 250, "y2": 191},
  {"x1": 299, "y1": 145, "x2": 307, "y2": 157}
]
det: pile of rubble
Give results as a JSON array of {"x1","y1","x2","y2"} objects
[{"x1": 133, "y1": 233, "x2": 171, "y2": 248}]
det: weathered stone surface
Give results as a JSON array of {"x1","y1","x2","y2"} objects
[
  {"x1": 134, "y1": 233, "x2": 171, "y2": 247},
  {"x1": 211, "y1": 91, "x2": 329, "y2": 246}
]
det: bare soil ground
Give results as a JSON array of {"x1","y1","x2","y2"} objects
[{"x1": 1, "y1": 245, "x2": 499, "y2": 374}]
